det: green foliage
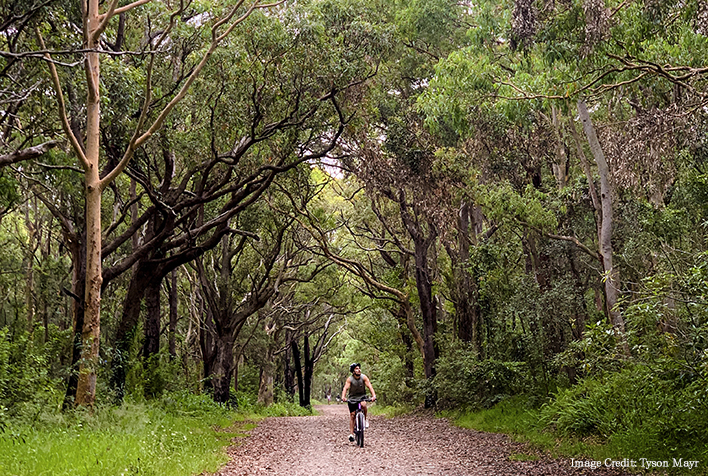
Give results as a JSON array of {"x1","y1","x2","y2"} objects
[
  {"x1": 0, "y1": 326, "x2": 71, "y2": 420},
  {"x1": 159, "y1": 390, "x2": 234, "y2": 419},
  {"x1": 540, "y1": 364, "x2": 708, "y2": 464},
  {"x1": 124, "y1": 350, "x2": 188, "y2": 402},
  {"x1": 554, "y1": 319, "x2": 626, "y2": 376},
  {"x1": 433, "y1": 343, "x2": 531, "y2": 409},
  {"x1": 232, "y1": 392, "x2": 315, "y2": 417},
  {"x1": 451, "y1": 395, "x2": 546, "y2": 438},
  {"x1": 0, "y1": 171, "x2": 19, "y2": 210},
  {"x1": 0, "y1": 395, "x2": 240, "y2": 476}
]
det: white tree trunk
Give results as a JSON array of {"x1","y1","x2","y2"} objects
[{"x1": 577, "y1": 100, "x2": 629, "y2": 355}]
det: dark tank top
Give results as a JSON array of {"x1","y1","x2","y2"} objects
[{"x1": 348, "y1": 375, "x2": 366, "y2": 398}]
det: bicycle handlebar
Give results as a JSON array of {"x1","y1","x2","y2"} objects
[{"x1": 345, "y1": 396, "x2": 374, "y2": 403}]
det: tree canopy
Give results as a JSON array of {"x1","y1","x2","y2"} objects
[{"x1": 1, "y1": 0, "x2": 707, "y2": 466}]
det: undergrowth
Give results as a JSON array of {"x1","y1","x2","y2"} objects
[
  {"x1": 449, "y1": 372, "x2": 708, "y2": 475},
  {"x1": 0, "y1": 390, "x2": 309, "y2": 476}
]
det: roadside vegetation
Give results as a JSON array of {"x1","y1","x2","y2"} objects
[
  {"x1": 0, "y1": 389, "x2": 311, "y2": 476},
  {"x1": 1, "y1": 0, "x2": 707, "y2": 473}
]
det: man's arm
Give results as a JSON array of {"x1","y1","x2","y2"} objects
[
  {"x1": 341, "y1": 378, "x2": 351, "y2": 401},
  {"x1": 363, "y1": 375, "x2": 377, "y2": 401}
]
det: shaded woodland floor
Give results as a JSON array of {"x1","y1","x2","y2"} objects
[{"x1": 215, "y1": 404, "x2": 634, "y2": 476}]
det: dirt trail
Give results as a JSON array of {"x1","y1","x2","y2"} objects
[{"x1": 216, "y1": 404, "x2": 630, "y2": 476}]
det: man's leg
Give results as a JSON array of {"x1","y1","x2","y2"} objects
[{"x1": 350, "y1": 411, "x2": 355, "y2": 434}]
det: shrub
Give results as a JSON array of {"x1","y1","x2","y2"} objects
[
  {"x1": 433, "y1": 344, "x2": 529, "y2": 408},
  {"x1": 0, "y1": 326, "x2": 70, "y2": 419},
  {"x1": 540, "y1": 363, "x2": 708, "y2": 461},
  {"x1": 232, "y1": 391, "x2": 314, "y2": 417}
]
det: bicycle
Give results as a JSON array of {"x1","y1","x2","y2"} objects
[{"x1": 348, "y1": 396, "x2": 372, "y2": 448}]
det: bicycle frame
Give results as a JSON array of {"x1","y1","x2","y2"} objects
[{"x1": 351, "y1": 397, "x2": 371, "y2": 448}]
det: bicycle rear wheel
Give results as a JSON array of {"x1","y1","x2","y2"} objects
[{"x1": 355, "y1": 411, "x2": 366, "y2": 447}]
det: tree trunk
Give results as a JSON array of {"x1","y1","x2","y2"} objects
[
  {"x1": 577, "y1": 100, "x2": 629, "y2": 355},
  {"x1": 449, "y1": 201, "x2": 484, "y2": 354},
  {"x1": 398, "y1": 194, "x2": 439, "y2": 381},
  {"x1": 291, "y1": 340, "x2": 305, "y2": 407},
  {"x1": 258, "y1": 345, "x2": 275, "y2": 405},
  {"x1": 283, "y1": 332, "x2": 295, "y2": 398},
  {"x1": 393, "y1": 305, "x2": 415, "y2": 379},
  {"x1": 199, "y1": 306, "x2": 218, "y2": 394},
  {"x1": 302, "y1": 335, "x2": 313, "y2": 408},
  {"x1": 63, "y1": 235, "x2": 86, "y2": 410},
  {"x1": 211, "y1": 333, "x2": 236, "y2": 403},
  {"x1": 74, "y1": 0, "x2": 104, "y2": 405},
  {"x1": 143, "y1": 279, "x2": 162, "y2": 359},
  {"x1": 414, "y1": 243, "x2": 438, "y2": 379},
  {"x1": 24, "y1": 202, "x2": 36, "y2": 333},
  {"x1": 109, "y1": 262, "x2": 152, "y2": 400},
  {"x1": 169, "y1": 269, "x2": 178, "y2": 360},
  {"x1": 550, "y1": 104, "x2": 570, "y2": 189}
]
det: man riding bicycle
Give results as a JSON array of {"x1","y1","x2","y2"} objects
[{"x1": 341, "y1": 363, "x2": 376, "y2": 442}]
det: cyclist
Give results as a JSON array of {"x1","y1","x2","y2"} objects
[{"x1": 341, "y1": 362, "x2": 376, "y2": 442}]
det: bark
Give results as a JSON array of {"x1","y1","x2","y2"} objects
[
  {"x1": 577, "y1": 100, "x2": 629, "y2": 355},
  {"x1": 62, "y1": 234, "x2": 86, "y2": 409},
  {"x1": 549, "y1": 105, "x2": 570, "y2": 189},
  {"x1": 393, "y1": 305, "x2": 415, "y2": 379},
  {"x1": 199, "y1": 305, "x2": 218, "y2": 394},
  {"x1": 169, "y1": 269, "x2": 178, "y2": 359},
  {"x1": 24, "y1": 202, "x2": 37, "y2": 332},
  {"x1": 290, "y1": 334, "x2": 316, "y2": 408},
  {"x1": 257, "y1": 345, "x2": 275, "y2": 406},
  {"x1": 109, "y1": 260, "x2": 155, "y2": 400},
  {"x1": 41, "y1": 223, "x2": 51, "y2": 343},
  {"x1": 292, "y1": 340, "x2": 304, "y2": 406},
  {"x1": 399, "y1": 194, "x2": 439, "y2": 380},
  {"x1": 447, "y1": 201, "x2": 484, "y2": 354},
  {"x1": 212, "y1": 333, "x2": 236, "y2": 404},
  {"x1": 142, "y1": 280, "x2": 161, "y2": 358},
  {"x1": 0, "y1": 141, "x2": 58, "y2": 167},
  {"x1": 258, "y1": 323, "x2": 277, "y2": 405},
  {"x1": 283, "y1": 331, "x2": 295, "y2": 398},
  {"x1": 76, "y1": 179, "x2": 102, "y2": 405},
  {"x1": 303, "y1": 335, "x2": 313, "y2": 408}
]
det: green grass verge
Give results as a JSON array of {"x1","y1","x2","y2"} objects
[
  {"x1": 0, "y1": 391, "x2": 312, "y2": 476},
  {"x1": 0, "y1": 406, "x2": 238, "y2": 476},
  {"x1": 447, "y1": 396, "x2": 707, "y2": 475}
]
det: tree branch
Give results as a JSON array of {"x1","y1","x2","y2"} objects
[{"x1": 0, "y1": 141, "x2": 58, "y2": 167}]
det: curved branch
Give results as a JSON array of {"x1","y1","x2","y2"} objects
[
  {"x1": 34, "y1": 29, "x2": 89, "y2": 169},
  {"x1": 0, "y1": 141, "x2": 58, "y2": 167}
]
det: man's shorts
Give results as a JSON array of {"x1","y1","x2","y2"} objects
[{"x1": 347, "y1": 399, "x2": 365, "y2": 413}]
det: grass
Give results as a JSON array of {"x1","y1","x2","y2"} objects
[
  {"x1": 0, "y1": 391, "x2": 312, "y2": 476},
  {"x1": 0, "y1": 403, "x2": 241, "y2": 476},
  {"x1": 447, "y1": 396, "x2": 708, "y2": 475}
]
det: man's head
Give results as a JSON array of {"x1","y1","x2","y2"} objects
[{"x1": 349, "y1": 362, "x2": 360, "y2": 375}]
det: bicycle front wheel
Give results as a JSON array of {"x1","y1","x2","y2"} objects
[{"x1": 356, "y1": 411, "x2": 366, "y2": 447}]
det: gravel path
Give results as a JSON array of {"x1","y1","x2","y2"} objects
[{"x1": 215, "y1": 404, "x2": 632, "y2": 476}]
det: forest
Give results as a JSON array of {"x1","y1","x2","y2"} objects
[{"x1": 1, "y1": 0, "x2": 707, "y2": 473}]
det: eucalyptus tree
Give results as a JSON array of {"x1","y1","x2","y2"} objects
[
  {"x1": 19, "y1": 0, "x2": 289, "y2": 406},
  {"x1": 103, "y1": 0, "x2": 389, "y2": 400},
  {"x1": 193, "y1": 182, "x2": 333, "y2": 404},
  {"x1": 417, "y1": 0, "x2": 708, "y2": 364},
  {"x1": 326, "y1": 0, "x2": 473, "y2": 387},
  {"x1": 0, "y1": 1, "x2": 59, "y2": 170}
]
